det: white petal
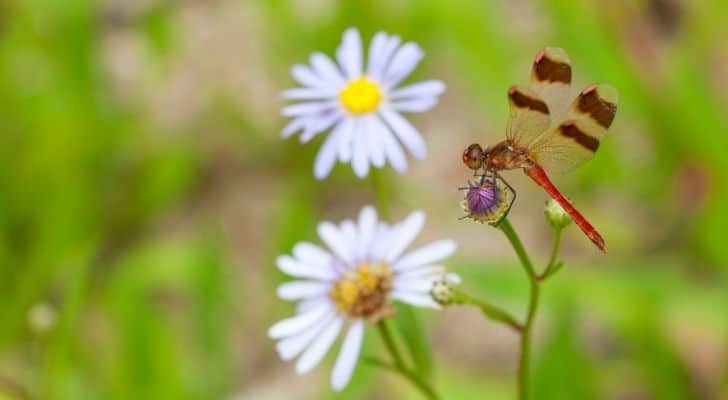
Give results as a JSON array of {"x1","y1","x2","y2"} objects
[
  {"x1": 446, "y1": 273, "x2": 461, "y2": 284},
  {"x1": 277, "y1": 255, "x2": 333, "y2": 280},
  {"x1": 396, "y1": 265, "x2": 446, "y2": 281},
  {"x1": 282, "y1": 101, "x2": 337, "y2": 117},
  {"x1": 385, "y1": 210, "x2": 425, "y2": 261},
  {"x1": 276, "y1": 311, "x2": 335, "y2": 361},
  {"x1": 379, "y1": 108, "x2": 427, "y2": 159},
  {"x1": 297, "y1": 297, "x2": 328, "y2": 314},
  {"x1": 339, "y1": 219, "x2": 358, "y2": 264},
  {"x1": 351, "y1": 120, "x2": 370, "y2": 178},
  {"x1": 293, "y1": 243, "x2": 334, "y2": 272},
  {"x1": 318, "y1": 221, "x2": 354, "y2": 264},
  {"x1": 391, "y1": 290, "x2": 440, "y2": 309},
  {"x1": 291, "y1": 64, "x2": 328, "y2": 89},
  {"x1": 311, "y1": 53, "x2": 345, "y2": 86},
  {"x1": 390, "y1": 97, "x2": 439, "y2": 113},
  {"x1": 389, "y1": 80, "x2": 446, "y2": 100},
  {"x1": 282, "y1": 87, "x2": 337, "y2": 100},
  {"x1": 296, "y1": 315, "x2": 344, "y2": 374},
  {"x1": 268, "y1": 303, "x2": 332, "y2": 339},
  {"x1": 300, "y1": 112, "x2": 342, "y2": 143},
  {"x1": 357, "y1": 206, "x2": 378, "y2": 258},
  {"x1": 368, "y1": 221, "x2": 393, "y2": 260},
  {"x1": 277, "y1": 281, "x2": 330, "y2": 300},
  {"x1": 393, "y1": 276, "x2": 440, "y2": 292},
  {"x1": 393, "y1": 240, "x2": 457, "y2": 271},
  {"x1": 382, "y1": 42, "x2": 424, "y2": 89},
  {"x1": 363, "y1": 115, "x2": 385, "y2": 167},
  {"x1": 314, "y1": 121, "x2": 345, "y2": 179},
  {"x1": 376, "y1": 117, "x2": 408, "y2": 173},
  {"x1": 336, "y1": 118, "x2": 355, "y2": 162},
  {"x1": 331, "y1": 319, "x2": 364, "y2": 391},
  {"x1": 281, "y1": 117, "x2": 310, "y2": 139},
  {"x1": 337, "y1": 28, "x2": 362, "y2": 79},
  {"x1": 365, "y1": 32, "x2": 387, "y2": 77},
  {"x1": 368, "y1": 33, "x2": 401, "y2": 81}
]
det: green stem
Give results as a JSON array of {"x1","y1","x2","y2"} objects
[
  {"x1": 371, "y1": 169, "x2": 391, "y2": 220},
  {"x1": 538, "y1": 228, "x2": 562, "y2": 281},
  {"x1": 497, "y1": 218, "x2": 538, "y2": 400},
  {"x1": 452, "y1": 288, "x2": 523, "y2": 332},
  {"x1": 377, "y1": 321, "x2": 439, "y2": 400}
]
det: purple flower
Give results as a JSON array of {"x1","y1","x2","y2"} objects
[{"x1": 461, "y1": 179, "x2": 513, "y2": 225}]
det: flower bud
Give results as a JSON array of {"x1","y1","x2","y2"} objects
[
  {"x1": 544, "y1": 199, "x2": 572, "y2": 230},
  {"x1": 430, "y1": 274, "x2": 460, "y2": 306},
  {"x1": 461, "y1": 179, "x2": 513, "y2": 226}
]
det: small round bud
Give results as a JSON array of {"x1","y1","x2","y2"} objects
[
  {"x1": 544, "y1": 199, "x2": 572, "y2": 230},
  {"x1": 461, "y1": 179, "x2": 513, "y2": 226},
  {"x1": 430, "y1": 274, "x2": 460, "y2": 306}
]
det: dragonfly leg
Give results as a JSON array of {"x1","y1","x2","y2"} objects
[{"x1": 494, "y1": 170, "x2": 517, "y2": 217}]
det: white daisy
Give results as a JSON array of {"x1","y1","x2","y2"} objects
[
  {"x1": 281, "y1": 28, "x2": 446, "y2": 179},
  {"x1": 268, "y1": 205, "x2": 457, "y2": 391}
]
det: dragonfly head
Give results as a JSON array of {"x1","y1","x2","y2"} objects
[{"x1": 462, "y1": 143, "x2": 487, "y2": 170}]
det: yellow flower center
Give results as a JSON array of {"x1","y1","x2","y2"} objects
[
  {"x1": 339, "y1": 76, "x2": 382, "y2": 115},
  {"x1": 329, "y1": 261, "x2": 393, "y2": 319}
]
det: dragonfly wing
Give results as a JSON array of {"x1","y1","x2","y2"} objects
[
  {"x1": 505, "y1": 85, "x2": 551, "y2": 146},
  {"x1": 528, "y1": 84, "x2": 618, "y2": 174},
  {"x1": 530, "y1": 47, "x2": 574, "y2": 121}
]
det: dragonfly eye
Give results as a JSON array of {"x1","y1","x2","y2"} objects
[{"x1": 462, "y1": 143, "x2": 484, "y2": 170}]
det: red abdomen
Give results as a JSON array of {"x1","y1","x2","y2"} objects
[{"x1": 523, "y1": 165, "x2": 606, "y2": 252}]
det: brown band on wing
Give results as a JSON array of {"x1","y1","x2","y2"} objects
[
  {"x1": 560, "y1": 122, "x2": 599, "y2": 152},
  {"x1": 508, "y1": 87, "x2": 549, "y2": 114},
  {"x1": 533, "y1": 51, "x2": 572, "y2": 83},
  {"x1": 577, "y1": 85, "x2": 617, "y2": 128}
]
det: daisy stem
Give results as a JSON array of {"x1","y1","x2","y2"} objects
[
  {"x1": 377, "y1": 321, "x2": 440, "y2": 400},
  {"x1": 496, "y1": 218, "x2": 537, "y2": 400},
  {"x1": 371, "y1": 169, "x2": 391, "y2": 220},
  {"x1": 451, "y1": 288, "x2": 523, "y2": 332},
  {"x1": 538, "y1": 228, "x2": 562, "y2": 281}
]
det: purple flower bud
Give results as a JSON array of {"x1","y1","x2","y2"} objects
[{"x1": 461, "y1": 179, "x2": 513, "y2": 225}]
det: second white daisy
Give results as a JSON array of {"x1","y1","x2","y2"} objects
[
  {"x1": 268, "y1": 205, "x2": 456, "y2": 391},
  {"x1": 281, "y1": 28, "x2": 445, "y2": 179}
]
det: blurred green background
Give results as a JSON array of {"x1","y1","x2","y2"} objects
[{"x1": 1, "y1": 0, "x2": 727, "y2": 399}]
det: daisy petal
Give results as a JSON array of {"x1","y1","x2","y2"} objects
[
  {"x1": 389, "y1": 80, "x2": 446, "y2": 100},
  {"x1": 365, "y1": 32, "x2": 387, "y2": 77},
  {"x1": 337, "y1": 28, "x2": 362, "y2": 79},
  {"x1": 297, "y1": 297, "x2": 328, "y2": 313},
  {"x1": 382, "y1": 42, "x2": 424, "y2": 89},
  {"x1": 379, "y1": 108, "x2": 427, "y2": 159},
  {"x1": 281, "y1": 88, "x2": 337, "y2": 100},
  {"x1": 300, "y1": 112, "x2": 342, "y2": 143},
  {"x1": 376, "y1": 117, "x2": 408, "y2": 173},
  {"x1": 276, "y1": 312, "x2": 335, "y2": 361},
  {"x1": 368, "y1": 34, "x2": 401, "y2": 81},
  {"x1": 396, "y1": 265, "x2": 446, "y2": 280},
  {"x1": 282, "y1": 101, "x2": 337, "y2": 117},
  {"x1": 318, "y1": 222, "x2": 354, "y2": 264},
  {"x1": 281, "y1": 117, "x2": 310, "y2": 139},
  {"x1": 390, "y1": 97, "x2": 439, "y2": 113},
  {"x1": 277, "y1": 255, "x2": 333, "y2": 280},
  {"x1": 394, "y1": 240, "x2": 457, "y2": 271},
  {"x1": 352, "y1": 120, "x2": 370, "y2": 178},
  {"x1": 363, "y1": 115, "x2": 385, "y2": 167},
  {"x1": 314, "y1": 121, "x2": 346, "y2": 179},
  {"x1": 311, "y1": 53, "x2": 345, "y2": 86},
  {"x1": 268, "y1": 303, "x2": 332, "y2": 339},
  {"x1": 293, "y1": 243, "x2": 334, "y2": 272},
  {"x1": 331, "y1": 319, "x2": 364, "y2": 391},
  {"x1": 385, "y1": 210, "x2": 425, "y2": 261},
  {"x1": 393, "y1": 276, "x2": 440, "y2": 292},
  {"x1": 291, "y1": 64, "x2": 328, "y2": 89},
  {"x1": 391, "y1": 290, "x2": 441, "y2": 309},
  {"x1": 296, "y1": 315, "x2": 344, "y2": 374},
  {"x1": 336, "y1": 118, "x2": 355, "y2": 162},
  {"x1": 357, "y1": 205, "x2": 378, "y2": 257},
  {"x1": 339, "y1": 220, "x2": 358, "y2": 263},
  {"x1": 277, "y1": 281, "x2": 330, "y2": 300}
]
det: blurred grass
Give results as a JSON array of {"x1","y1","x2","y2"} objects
[{"x1": 0, "y1": 0, "x2": 726, "y2": 398}]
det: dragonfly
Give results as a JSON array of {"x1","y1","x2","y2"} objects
[{"x1": 462, "y1": 47, "x2": 617, "y2": 251}]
